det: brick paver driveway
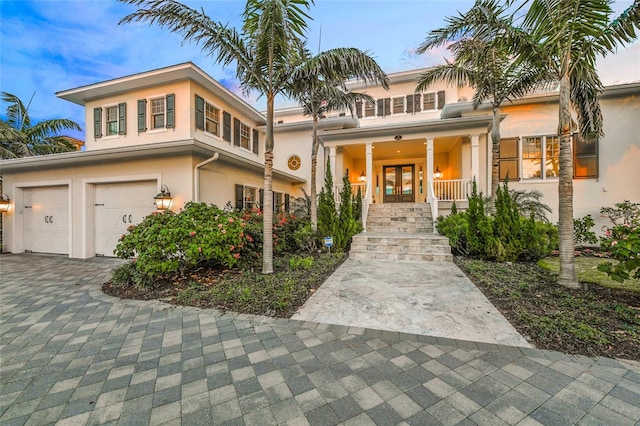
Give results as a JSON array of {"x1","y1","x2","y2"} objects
[{"x1": 1, "y1": 253, "x2": 639, "y2": 425}]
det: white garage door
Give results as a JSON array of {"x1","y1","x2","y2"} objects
[
  {"x1": 94, "y1": 181, "x2": 158, "y2": 257},
  {"x1": 23, "y1": 186, "x2": 70, "y2": 255}
]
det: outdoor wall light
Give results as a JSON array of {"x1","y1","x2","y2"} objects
[
  {"x1": 0, "y1": 194, "x2": 10, "y2": 213},
  {"x1": 434, "y1": 166, "x2": 442, "y2": 179},
  {"x1": 359, "y1": 171, "x2": 366, "y2": 182},
  {"x1": 154, "y1": 185, "x2": 173, "y2": 210}
]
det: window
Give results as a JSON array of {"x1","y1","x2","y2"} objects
[
  {"x1": 406, "y1": 94, "x2": 421, "y2": 113},
  {"x1": 377, "y1": 98, "x2": 391, "y2": 116},
  {"x1": 499, "y1": 135, "x2": 561, "y2": 181},
  {"x1": 151, "y1": 98, "x2": 165, "y2": 129},
  {"x1": 93, "y1": 103, "x2": 126, "y2": 138},
  {"x1": 235, "y1": 185, "x2": 261, "y2": 210},
  {"x1": 574, "y1": 135, "x2": 598, "y2": 178},
  {"x1": 106, "y1": 106, "x2": 118, "y2": 136},
  {"x1": 240, "y1": 123, "x2": 250, "y2": 149},
  {"x1": 205, "y1": 103, "x2": 220, "y2": 136},
  {"x1": 364, "y1": 101, "x2": 375, "y2": 117},
  {"x1": 393, "y1": 97, "x2": 404, "y2": 114},
  {"x1": 423, "y1": 93, "x2": 436, "y2": 110},
  {"x1": 499, "y1": 138, "x2": 519, "y2": 180}
]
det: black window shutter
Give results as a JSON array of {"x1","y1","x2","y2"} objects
[
  {"x1": 355, "y1": 100, "x2": 363, "y2": 118},
  {"x1": 233, "y1": 118, "x2": 241, "y2": 147},
  {"x1": 284, "y1": 194, "x2": 290, "y2": 213},
  {"x1": 384, "y1": 98, "x2": 391, "y2": 116},
  {"x1": 165, "y1": 94, "x2": 175, "y2": 128},
  {"x1": 235, "y1": 185, "x2": 244, "y2": 210},
  {"x1": 406, "y1": 95, "x2": 414, "y2": 114},
  {"x1": 376, "y1": 99, "x2": 384, "y2": 117},
  {"x1": 252, "y1": 129, "x2": 259, "y2": 154},
  {"x1": 94, "y1": 107, "x2": 102, "y2": 138},
  {"x1": 259, "y1": 189, "x2": 264, "y2": 209},
  {"x1": 223, "y1": 112, "x2": 231, "y2": 142},
  {"x1": 437, "y1": 90, "x2": 445, "y2": 110},
  {"x1": 118, "y1": 103, "x2": 126, "y2": 135},
  {"x1": 414, "y1": 94, "x2": 422, "y2": 112},
  {"x1": 195, "y1": 95, "x2": 204, "y2": 130},
  {"x1": 137, "y1": 99, "x2": 147, "y2": 132}
]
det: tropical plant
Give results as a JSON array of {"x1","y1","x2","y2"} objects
[
  {"x1": 516, "y1": 0, "x2": 640, "y2": 288},
  {"x1": 119, "y1": 0, "x2": 314, "y2": 274},
  {"x1": 286, "y1": 47, "x2": 388, "y2": 231},
  {"x1": 1, "y1": 92, "x2": 80, "y2": 159},
  {"x1": 415, "y1": 0, "x2": 548, "y2": 199},
  {"x1": 317, "y1": 162, "x2": 338, "y2": 243}
]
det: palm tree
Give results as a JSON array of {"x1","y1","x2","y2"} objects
[
  {"x1": 286, "y1": 47, "x2": 389, "y2": 232},
  {"x1": 518, "y1": 0, "x2": 640, "y2": 288},
  {"x1": 119, "y1": 0, "x2": 313, "y2": 274},
  {"x1": 1, "y1": 92, "x2": 80, "y2": 159},
  {"x1": 415, "y1": 0, "x2": 548, "y2": 200}
]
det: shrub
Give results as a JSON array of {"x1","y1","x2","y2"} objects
[
  {"x1": 115, "y1": 202, "x2": 253, "y2": 277},
  {"x1": 574, "y1": 214, "x2": 598, "y2": 246},
  {"x1": 437, "y1": 180, "x2": 557, "y2": 262},
  {"x1": 598, "y1": 202, "x2": 640, "y2": 282},
  {"x1": 111, "y1": 260, "x2": 154, "y2": 288},
  {"x1": 289, "y1": 255, "x2": 314, "y2": 270},
  {"x1": 318, "y1": 162, "x2": 338, "y2": 243}
]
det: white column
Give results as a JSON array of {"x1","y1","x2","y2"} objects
[
  {"x1": 329, "y1": 146, "x2": 337, "y2": 179},
  {"x1": 426, "y1": 138, "x2": 434, "y2": 181},
  {"x1": 471, "y1": 134, "x2": 480, "y2": 183},
  {"x1": 365, "y1": 143, "x2": 373, "y2": 198}
]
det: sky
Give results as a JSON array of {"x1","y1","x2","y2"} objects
[{"x1": 1, "y1": 0, "x2": 639, "y2": 141}]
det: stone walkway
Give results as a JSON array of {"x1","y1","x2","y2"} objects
[
  {"x1": 1, "y1": 253, "x2": 639, "y2": 425},
  {"x1": 292, "y1": 259, "x2": 530, "y2": 348}
]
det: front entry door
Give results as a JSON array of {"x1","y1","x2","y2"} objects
[{"x1": 384, "y1": 165, "x2": 415, "y2": 203}]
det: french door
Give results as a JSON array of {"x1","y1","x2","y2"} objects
[{"x1": 384, "y1": 165, "x2": 415, "y2": 203}]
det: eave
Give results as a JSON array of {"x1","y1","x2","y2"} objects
[
  {"x1": 56, "y1": 62, "x2": 266, "y2": 125},
  {"x1": 0, "y1": 140, "x2": 305, "y2": 184}
]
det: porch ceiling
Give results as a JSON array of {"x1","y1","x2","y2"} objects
[{"x1": 342, "y1": 136, "x2": 461, "y2": 160}]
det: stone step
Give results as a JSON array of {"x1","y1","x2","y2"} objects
[
  {"x1": 366, "y1": 225, "x2": 434, "y2": 233},
  {"x1": 352, "y1": 233, "x2": 449, "y2": 245},
  {"x1": 349, "y1": 251, "x2": 453, "y2": 262}
]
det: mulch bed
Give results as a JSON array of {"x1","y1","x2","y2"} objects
[{"x1": 455, "y1": 256, "x2": 640, "y2": 360}]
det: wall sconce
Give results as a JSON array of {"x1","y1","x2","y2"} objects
[
  {"x1": 154, "y1": 185, "x2": 173, "y2": 210},
  {"x1": 434, "y1": 166, "x2": 442, "y2": 179},
  {"x1": 359, "y1": 171, "x2": 366, "y2": 182},
  {"x1": 0, "y1": 194, "x2": 10, "y2": 213}
]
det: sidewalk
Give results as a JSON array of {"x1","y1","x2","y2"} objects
[{"x1": 1, "y1": 254, "x2": 638, "y2": 425}]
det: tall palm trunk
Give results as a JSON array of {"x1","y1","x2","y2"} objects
[
  {"x1": 557, "y1": 70, "x2": 579, "y2": 289},
  {"x1": 262, "y1": 93, "x2": 275, "y2": 274},
  {"x1": 310, "y1": 115, "x2": 319, "y2": 232},
  {"x1": 490, "y1": 107, "x2": 501, "y2": 199}
]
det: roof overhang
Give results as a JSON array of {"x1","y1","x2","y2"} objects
[
  {"x1": 318, "y1": 115, "x2": 496, "y2": 145},
  {"x1": 56, "y1": 62, "x2": 266, "y2": 125},
  {"x1": 0, "y1": 140, "x2": 306, "y2": 184},
  {"x1": 269, "y1": 115, "x2": 359, "y2": 133}
]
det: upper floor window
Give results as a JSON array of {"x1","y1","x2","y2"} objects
[
  {"x1": 150, "y1": 98, "x2": 165, "y2": 129},
  {"x1": 233, "y1": 118, "x2": 259, "y2": 154},
  {"x1": 393, "y1": 97, "x2": 404, "y2": 114},
  {"x1": 364, "y1": 101, "x2": 375, "y2": 117},
  {"x1": 93, "y1": 103, "x2": 126, "y2": 139},
  {"x1": 137, "y1": 94, "x2": 174, "y2": 132},
  {"x1": 206, "y1": 103, "x2": 220, "y2": 135},
  {"x1": 240, "y1": 122, "x2": 251, "y2": 149},
  {"x1": 423, "y1": 93, "x2": 436, "y2": 110}
]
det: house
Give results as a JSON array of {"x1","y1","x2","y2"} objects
[{"x1": 1, "y1": 62, "x2": 638, "y2": 258}]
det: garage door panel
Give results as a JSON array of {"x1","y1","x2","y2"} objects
[
  {"x1": 23, "y1": 186, "x2": 69, "y2": 255},
  {"x1": 94, "y1": 181, "x2": 157, "y2": 257}
]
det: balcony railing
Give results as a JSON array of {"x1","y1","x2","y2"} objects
[{"x1": 433, "y1": 179, "x2": 471, "y2": 201}]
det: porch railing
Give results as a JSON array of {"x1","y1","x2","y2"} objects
[
  {"x1": 334, "y1": 183, "x2": 366, "y2": 203},
  {"x1": 427, "y1": 182, "x2": 438, "y2": 233},
  {"x1": 433, "y1": 179, "x2": 471, "y2": 201},
  {"x1": 362, "y1": 183, "x2": 371, "y2": 232}
]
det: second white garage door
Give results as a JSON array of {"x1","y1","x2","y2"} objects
[{"x1": 94, "y1": 181, "x2": 158, "y2": 256}]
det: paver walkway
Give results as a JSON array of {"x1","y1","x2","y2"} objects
[
  {"x1": 292, "y1": 259, "x2": 530, "y2": 348},
  {"x1": 1, "y1": 253, "x2": 639, "y2": 425}
]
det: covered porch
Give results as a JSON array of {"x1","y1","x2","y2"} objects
[{"x1": 320, "y1": 116, "x2": 493, "y2": 228}]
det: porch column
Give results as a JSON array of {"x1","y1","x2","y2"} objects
[
  {"x1": 426, "y1": 138, "x2": 434, "y2": 181},
  {"x1": 471, "y1": 134, "x2": 480, "y2": 183},
  {"x1": 329, "y1": 146, "x2": 337, "y2": 178},
  {"x1": 365, "y1": 143, "x2": 373, "y2": 198}
]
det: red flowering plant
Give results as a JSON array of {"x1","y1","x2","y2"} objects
[
  {"x1": 598, "y1": 201, "x2": 640, "y2": 282},
  {"x1": 116, "y1": 202, "x2": 253, "y2": 277}
]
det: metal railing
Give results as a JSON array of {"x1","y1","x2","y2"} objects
[{"x1": 433, "y1": 179, "x2": 471, "y2": 201}]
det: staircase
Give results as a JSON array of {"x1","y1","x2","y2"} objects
[{"x1": 350, "y1": 203, "x2": 452, "y2": 262}]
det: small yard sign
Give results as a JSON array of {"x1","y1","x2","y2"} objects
[{"x1": 323, "y1": 236, "x2": 333, "y2": 248}]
